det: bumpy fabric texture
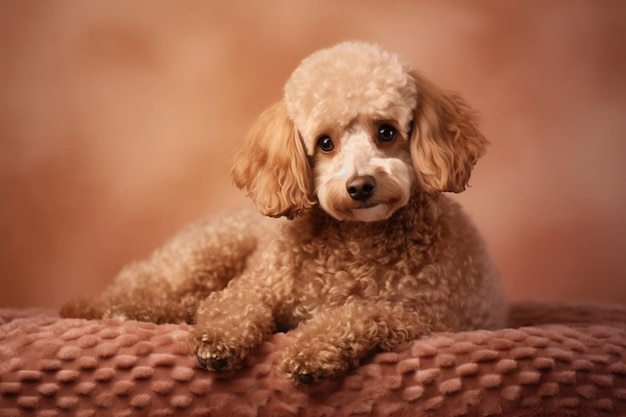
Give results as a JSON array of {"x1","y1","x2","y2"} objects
[{"x1": 1, "y1": 302, "x2": 625, "y2": 417}]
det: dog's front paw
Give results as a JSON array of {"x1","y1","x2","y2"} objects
[
  {"x1": 192, "y1": 334, "x2": 244, "y2": 372},
  {"x1": 278, "y1": 356, "x2": 331, "y2": 385},
  {"x1": 278, "y1": 342, "x2": 354, "y2": 384},
  {"x1": 191, "y1": 291, "x2": 274, "y2": 373}
]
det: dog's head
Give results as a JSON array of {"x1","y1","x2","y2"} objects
[{"x1": 232, "y1": 42, "x2": 487, "y2": 221}]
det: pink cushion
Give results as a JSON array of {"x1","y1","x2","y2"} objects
[{"x1": 1, "y1": 302, "x2": 625, "y2": 416}]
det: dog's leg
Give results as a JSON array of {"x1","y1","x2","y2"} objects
[
  {"x1": 60, "y1": 209, "x2": 263, "y2": 323},
  {"x1": 191, "y1": 276, "x2": 276, "y2": 371},
  {"x1": 278, "y1": 300, "x2": 430, "y2": 384}
]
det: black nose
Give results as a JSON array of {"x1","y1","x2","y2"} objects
[{"x1": 347, "y1": 175, "x2": 376, "y2": 201}]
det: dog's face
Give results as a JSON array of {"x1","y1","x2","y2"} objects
[
  {"x1": 284, "y1": 43, "x2": 417, "y2": 222},
  {"x1": 232, "y1": 42, "x2": 488, "y2": 221},
  {"x1": 303, "y1": 118, "x2": 416, "y2": 222}
]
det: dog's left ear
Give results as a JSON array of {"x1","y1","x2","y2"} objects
[
  {"x1": 409, "y1": 71, "x2": 488, "y2": 193},
  {"x1": 231, "y1": 101, "x2": 314, "y2": 219}
]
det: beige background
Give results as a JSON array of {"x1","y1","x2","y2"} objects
[{"x1": 1, "y1": 1, "x2": 625, "y2": 309}]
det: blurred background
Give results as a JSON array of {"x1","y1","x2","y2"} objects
[{"x1": 1, "y1": 1, "x2": 625, "y2": 309}]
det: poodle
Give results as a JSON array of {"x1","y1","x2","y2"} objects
[{"x1": 61, "y1": 41, "x2": 508, "y2": 384}]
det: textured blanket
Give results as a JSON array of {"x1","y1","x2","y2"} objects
[{"x1": 1, "y1": 302, "x2": 625, "y2": 417}]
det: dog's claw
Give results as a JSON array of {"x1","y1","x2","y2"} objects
[
  {"x1": 196, "y1": 355, "x2": 228, "y2": 371},
  {"x1": 210, "y1": 357, "x2": 229, "y2": 370},
  {"x1": 297, "y1": 373, "x2": 315, "y2": 384},
  {"x1": 196, "y1": 355, "x2": 209, "y2": 370}
]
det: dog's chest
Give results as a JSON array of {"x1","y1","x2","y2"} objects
[{"x1": 284, "y1": 230, "x2": 431, "y2": 319}]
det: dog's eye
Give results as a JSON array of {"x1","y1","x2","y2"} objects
[
  {"x1": 378, "y1": 124, "x2": 396, "y2": 143},
  {"x1": 317, "y1": 136, "x2": 335, "y2": 153}
]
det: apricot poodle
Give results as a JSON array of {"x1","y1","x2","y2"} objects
[{"x1": 61, "y1": 41, "x2": 507, "y2": 384}]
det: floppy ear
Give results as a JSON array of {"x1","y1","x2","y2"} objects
[
  {"x1": 410, "y1": 71, "x2": 488, "y2": 193},
  {"x1": 231, "y1": 101, "x2": 314, "y2": 218}
]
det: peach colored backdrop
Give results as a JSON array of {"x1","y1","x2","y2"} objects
[{"x1": 1, "y1": 1, "x2": 625, "y2": 309}]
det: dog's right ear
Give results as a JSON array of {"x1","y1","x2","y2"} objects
[{"x1": 231, "y1": 101, "x2": 315, "y2": 219}]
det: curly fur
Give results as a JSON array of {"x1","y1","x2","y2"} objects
[{"x1": 61, "y1": 41, "x2": 507, "y2": 384}]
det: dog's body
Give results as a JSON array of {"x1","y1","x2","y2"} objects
[{"x1": 62, "y1": 42, "x2": 507, "y2": 384}]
